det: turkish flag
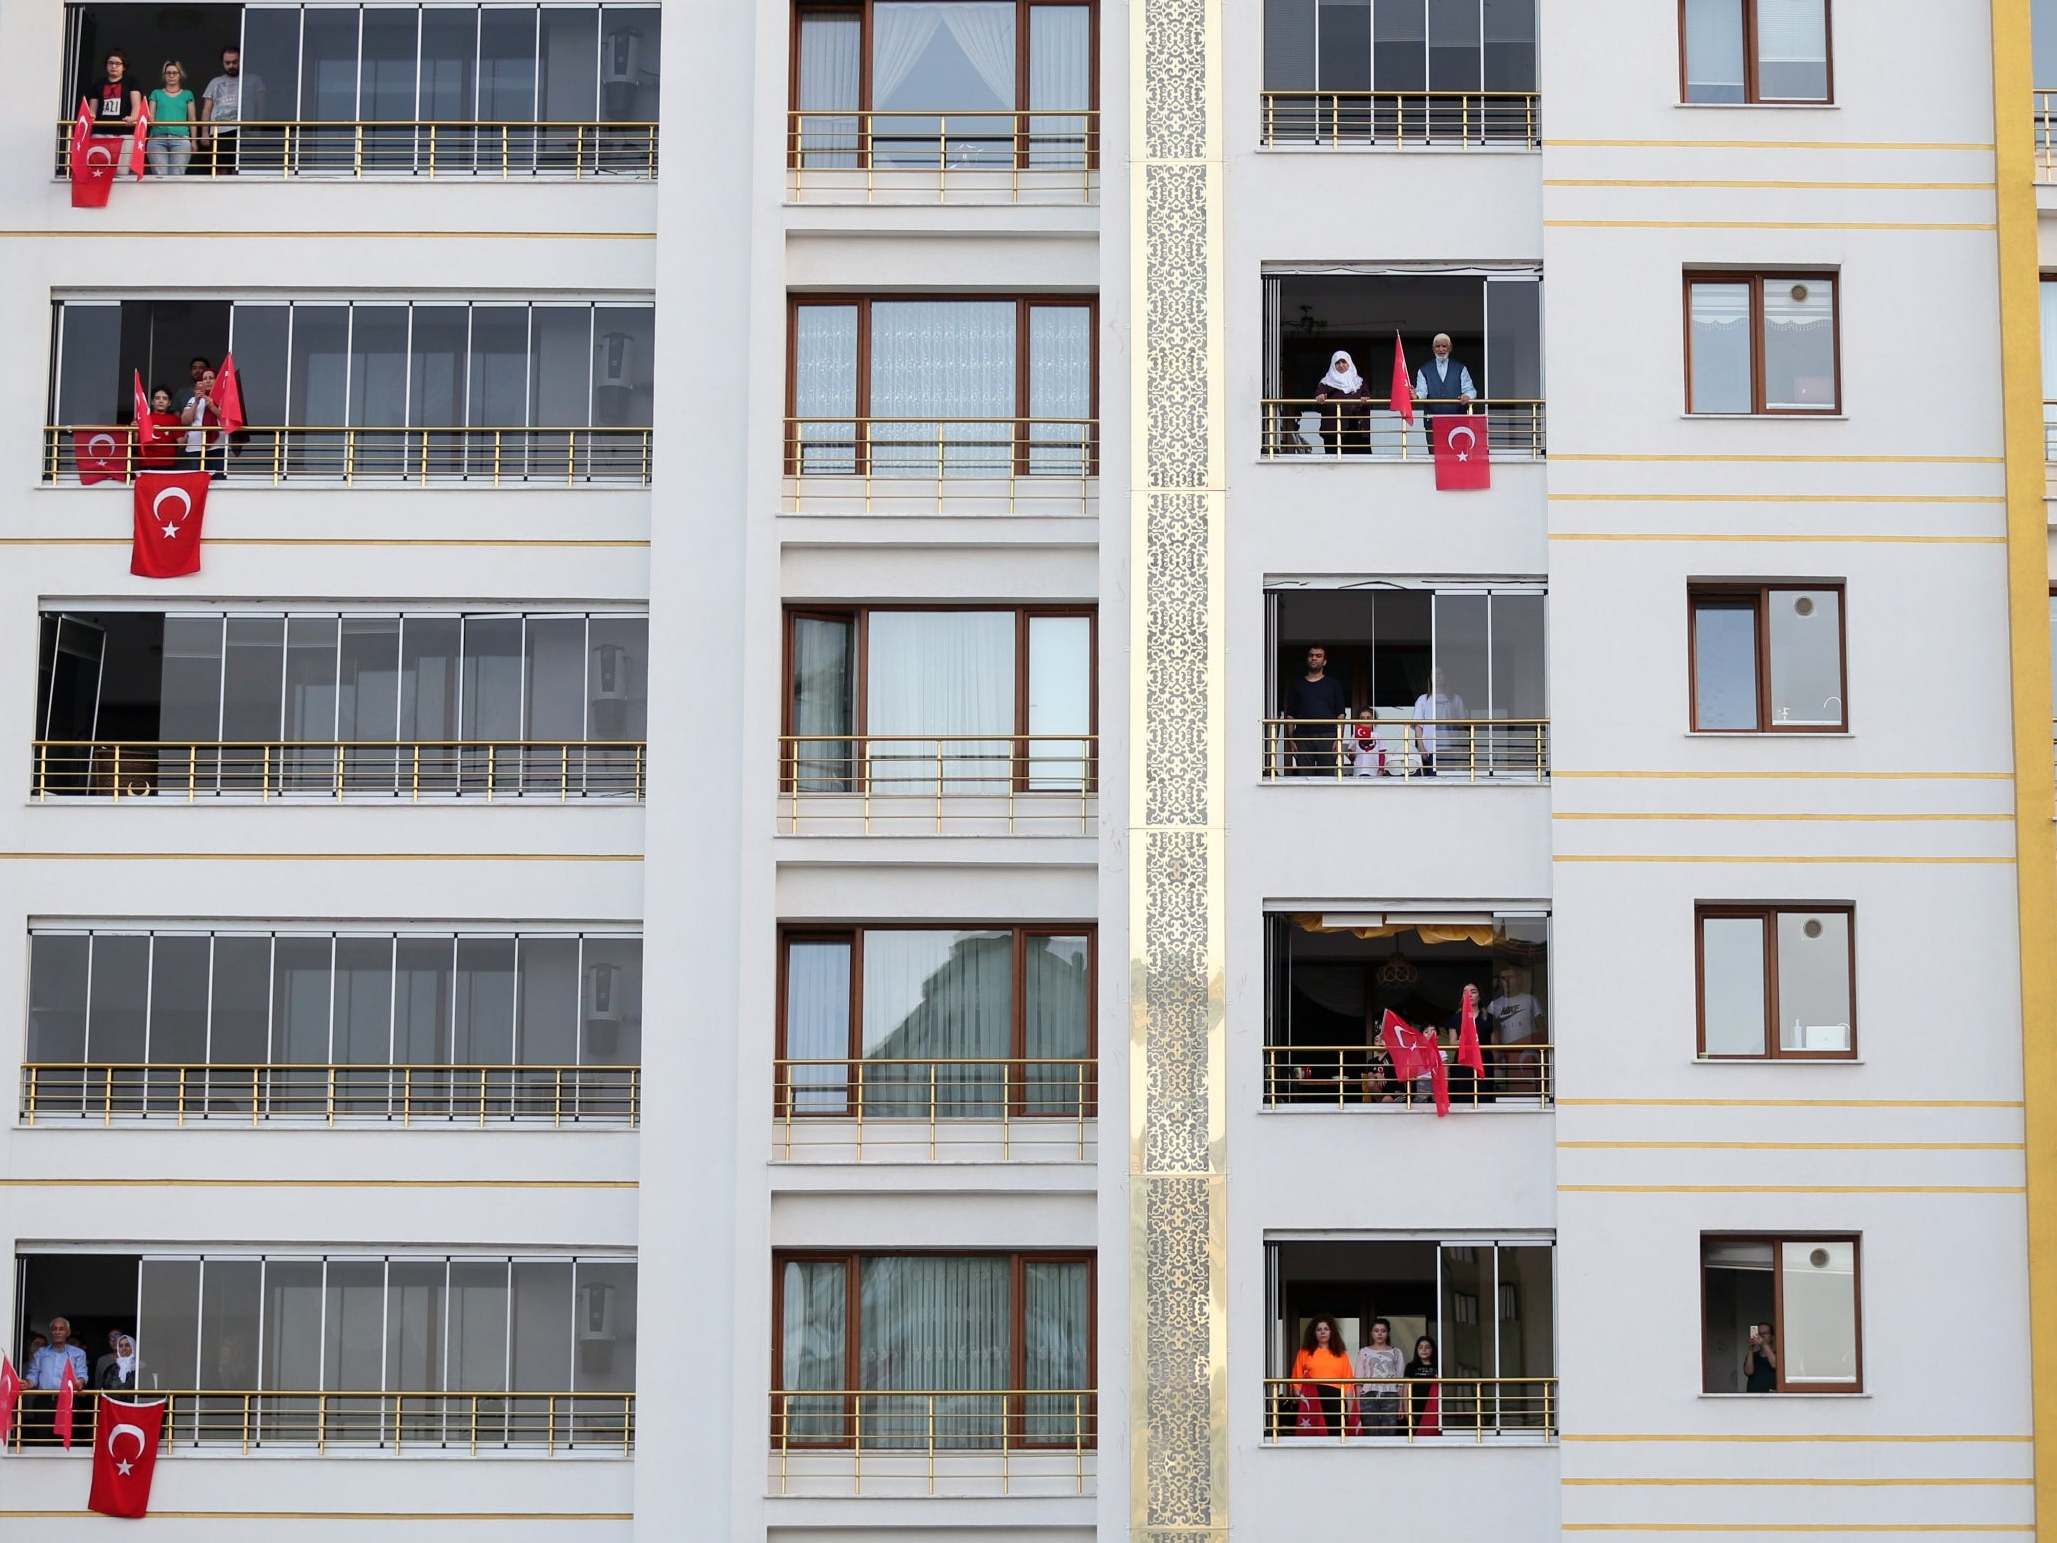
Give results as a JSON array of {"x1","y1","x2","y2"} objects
[
  {"x1": 55, "y1": 1359, "x2": 78, "y2": 1448},
  {"x1": 1380, "y1": 1009, "x2": 1449, "y2": 1117},
  {"x1": 129, "y1": 105, "x2": 151, "y2": 180},
  {"x1": 1458, "y1": 993, "x2": 1486, "y2": 1078},
  {"x1": 133, "y1": 370, "x2": 158, "y2": 448},
  {"x1": 70, "y1": 103, "x2": 118, "y2": 208},
  {"x1": 88, "y1": 1397, "x2": 165, "y2": 1518},
  {"x1": 1434, "y1": 413, "x2": 1491, "y2": 490},
  {"x1": 1390, "y1": 334, "x2": 1413, "y2": 425},
  {"x1": 132, "y1": 470, "x2": 210, "y2": 578},
  {"x1": 74, "y1": 428, "x2": 129, "y2": 485},
  {"x1": 215, "y1": 353, "x2": 247, "y2": 438},
  {"x1": 0, "y1": 1356, "x2": 21, "y2": 1445}
]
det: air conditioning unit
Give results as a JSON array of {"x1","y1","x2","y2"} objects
[
  {"x1": 595, "y1": 332, "x2": 636, "y2": 394},
  {"x1": 585, "y1": 961, "x2": 625, "y2": 1025},
  {"x1": 590, "y1": 642, "x2": 634, "y2": 702},
  {"x1": 602, "y1": 32, "x2": 640, "y2": 87},
  {"x1": 578, "y1": 1280, "x2": 618, "y2": 1342}
]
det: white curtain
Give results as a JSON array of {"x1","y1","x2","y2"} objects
[
  {"x1": 1683, "y1": 0, "x2": 1745, "y2": 100},
  {"x1": 874, "y1": 3, "x2": 1016, "y2": 107},
  {"x1": 790, "y1": 615, "x2": 854, "y2": 789},
  {"x1": 796, "y1": 13, "x2": 862, "y2": 166},
  {"x1": 781, "y1": 1260, "x2": 848, "y2": 1441},
  {"x1": 871, "y1": 4, "x2": 946, "y2": 106},
  {"x1": 1023, "y1": 1261, "x2": 1089, "y2": 1442},
  {"x1": 1029, "y1": 6, "x2": 1091, "y2": 168},
  {"x1": 860, "y1": 1255, "x2": 1011, "y2": 1448},
  {"x1": 869, "y1": 300, "x2": 1017, "y2": 476},
  {"x1": 865, "y1": 610, "x2": 1016, "y2": 793},
  {"x1": 785, "y1": 940, "x2": 852, "y2": 1112},
  {"x1": 1025, "y1": 614, "x2": 1092, "y2": 791},
  {"x1": 862, "y1": 929, "x2": 1012, "y2": 1116},
  {"x1": 1023, "y1": 935, "x2": 1089, "y2": 1114},
  {"x1": 793, "y1": 305, "x2": 859, "y2": 475},
  {"x1": 1027, "y1": 306, "x2": 1093, "y2": 477}
]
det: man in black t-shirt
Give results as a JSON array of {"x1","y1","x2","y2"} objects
[{"x1": 1282, "y1": 644, "x2": 1349, "y2": 776}]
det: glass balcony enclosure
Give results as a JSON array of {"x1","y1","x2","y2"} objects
[
  {"x1": 59, "y1": 3, "x2": 660, "y2": 177},
  {"x1": 34, "y1": 608, "x2": 649, "y2": 800}
]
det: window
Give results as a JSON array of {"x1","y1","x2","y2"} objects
[
  {"x1": 1688, "y1": 583, "x2": 1846, "y2": 731},
  {"x1": 1701, "y1": 1235, "x2": 1860, "y2": 1392},
  {"x1": 783, "y1": 605, "x2": 1095, "y2": 792},
  {"x1": 1681, "y1": 0, "x2": 1831, "y2": 103},
  {"x1": 1695, "y1": 905, "x2": 1853, "y2": 1058},
  {"x1": 778, "y1": 925, "x2": 1093, "y2": 1118},
  {"x1": 1685, "y1": 272, "x2": 1838, "y2": 414},
  {"x1": 772, "y1": 1251, "x2": 1094, "y2": 1449},
  {"x1": 788, "y1": 296, "x2": 1097, "y2": 478},
  {"x1": 791, "y1": 0, "x2": 1095, "y2": 169}
]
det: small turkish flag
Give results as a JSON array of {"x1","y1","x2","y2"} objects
[
  {"x1": 1433, "y1": 413, "x2": 1491, "y2": 490},
  {"x1": 215, "y1": 353, "x2": 247, "y2": 438},
  {"x1": 1390, "y1": 334, "x2": 1413, "y2": 425},
  {"x1": 133, "y1": 370, "x2": 157, "y2": 448},
  {"x1": 1380, "y1": 1009, "x2": 1450, "y2": 1117},
  {"x1": 0, "y1": 1356, "x2": 21, "y2": 1445},
  {"x1": 132, "y1": 470, "x2": 210, "y2": 578},
  {"x1": 55, "y1": 1359, "x2": 78, "y2": 1448},
  {"x1": 70, "y1": 102, "x2": 118, "y2": 208},
  {"x1": 130, "y1": 105, "x2": 151, "y2": 179},
  {"x1": 89, "y1": 1397, "x2": 165, "y2": 1518},
  {"x1": 1458, "y1": 992, "x2": 1486, "y2": 1079},
  {"x1": 74, "y1": 428, "x2": 129, "y2": 485}
]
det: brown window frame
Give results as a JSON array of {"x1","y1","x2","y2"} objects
[
  {"x1": 1699, "y1": 1232, "x2": 1862, "y2": 1394},
  {"x1": 1682, "y1": 271, "x2": 1841, "y2": 416},
  {"x1": 784, "y1": 293, "x2": 1101, "y2": 477},
  {"x1": 1686, "y1": 580, "x2": 1848, "y2": 733},
  {"x1": 779, "y1": 602, "x2": 1100, "y2": 790},
  {"x1": 1693, "y1": 902, "x2": 1856, "y2": 1060},
  {"x1": 788, "y1": 0, "x2": 1100, "y2": 169},
  {"x1": 773, "y1": 922, "x2": 1099, "y2": 1116},
  {"x1": 769, "y1": 1248, "x2": 1099, "y2": 1449},
  {"x1": 1677, "y1": 0, "x2": 1834, "y2": 105}
]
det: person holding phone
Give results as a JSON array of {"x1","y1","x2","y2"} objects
[{"x1": 1745, "y1": 1324, "x2": 1777, "y2": 1392}]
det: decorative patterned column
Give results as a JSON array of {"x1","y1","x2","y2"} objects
[{"x1": 1128, "y1": 0, "x2": 1226, "y2": 1535}]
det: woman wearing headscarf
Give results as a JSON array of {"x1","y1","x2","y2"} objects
[
  {"x1": 95, "y1": 1331, "x2": 137, "y2": 1391},
  {"x1": 1312, "y1": 349, "x2": 1372, "y2": 455}
]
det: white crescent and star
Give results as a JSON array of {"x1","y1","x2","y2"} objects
[
  {"x1": 106, "y1": 1421, "x2": 146, "y2": 1475},
  {"x1": 85, "y1": 143, "x2": 114, "y2": 167},
  {"x1": 85, "y1": 432, "x2": 116, "y2": 460},
  {"x1": 1446, "y1": 425, "x2": 1478, "y2": 462},
  {"x1": 151, "y1": 486, "x2": 193, "y2": 531}
]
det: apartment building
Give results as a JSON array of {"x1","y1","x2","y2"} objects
[{"x1": 1, "y1": 1, "x2": 2049, "y2": 1540}]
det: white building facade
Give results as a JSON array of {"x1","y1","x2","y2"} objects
[{"x1": 2, "y1": 1, "x2": 2052, "y2": 1540}]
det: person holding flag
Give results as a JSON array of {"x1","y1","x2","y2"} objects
[
  {"x1": 180, "y1": 367, "x2": 228, "y2": 479},
  {"x1": 1450, "y1": 982, "x2": 1487, "y2": 1105},
  {"x1": 69, "y1": 98, "x2": 120, "y2": 208}
]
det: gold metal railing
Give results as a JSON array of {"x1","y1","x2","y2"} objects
[
  {"x1": 1262, "y1": 1376, "x2": 1556, "y2": 1442},
  {"x1": 46, "y1": 424, "x2": 653, "y2": 487},
  {"x1": 1261, "y1": 718, "x2": 1549, "y2": 782},
  {"x1": 6, "y1": 1387, "x2": 633, "y2": 1455},
  {"x1": 783, "y1": 416, "x2": 1098, "y2": 514},
  {"x1": 774, "y1": 1056, "x2": 1095, "y2": 1160},
  {"x1": 770, "y1": 1387, "x2": 1095, "y2": 1495},
  {"x1": 1264, "y1": 1042, "x2": 1553, "y2": 1108},
  {"x1": 778, "y1": 734, "x2": 1097, "y2": 835},
  {"x1": 32, "y1": 740, "x2": 647, "y2": 802},
  {"x1": 1260, "y1": 89, "x2": 1541, "y2": 149},
  {"x1": 21, "y1": 1062, "x2": 640, "y2": 1127},
  {"x1": 54, "y1": 118, "x2": 659, "y2": 179},
  {"x1": 2037, "y1": 92, "x2": 2057, "y2": 181},
  {"x1": 786, "y1": 109, "x2": 1097, "y2": 203},
  {"x1": 2042, "y1": 403, "x2": 2057, "y2": 458},
  {"x1": 1261, "y1": 398, "x2": 1546, "y2": 460}
]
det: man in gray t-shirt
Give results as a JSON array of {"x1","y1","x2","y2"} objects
[{"x1": 200, "y1": 47, "x2": 265, "y2": 171}]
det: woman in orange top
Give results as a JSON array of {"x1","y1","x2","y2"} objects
[{"x1": 1289, "y1": 1314, "x2": 1355, "y2": 1435}]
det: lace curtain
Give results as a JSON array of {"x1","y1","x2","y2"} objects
[
  {"x1": 1028, "y1": 5, "x2": 1090, "y2": 168},
  {"x1": 780, "y1": 1260, "x2": 848, "y2": 1441},
  {"x1": 864, "y1": 610, "x2": 1016, "y2": 794},
  {"x1": 859, "y1": 1255, "x2": 1011, "y2": 1448},
  {"x1": 783, "y1": 939, "x2": 852, "y2": 1112},
  {"x1": 796, "y1": 12, "x2": 862, "y2": 166},
  {"x1": 861, "y1": 929, "x2": 1012, "y2": 1117}
]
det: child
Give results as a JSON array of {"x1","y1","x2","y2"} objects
[{"x1": 1350, "y1": 707, "x2": 1384, "y2": 778}]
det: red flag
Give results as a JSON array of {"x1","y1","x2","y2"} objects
[
  {"x1": 129, "y1": 104, "x2": 151, "y2": 179},
  {"x1": 133, "y1": 370, "x2": 158, "y2": 448},
  {"x1": 1390, "y1": 334, "x2": 1413, "y2": 425},
  {"x1": 132, "y1": 470, "x2": 211, "y2": 578},
  {"x1": 70, "y1": 104, "x2": 119, "y2": 208},
  {"x1": 55, "y1": 1358, "x2": 78, "y2": 1448},
  {"x1": 1458, "y1": 991, "x2": 1486, "y2": 1078},
  {"x1": 73, "y1": 428, "x2": 128, "y2": 485},
  {"x1": 0, "y1": 1356, "x2": 21, "y2": 1445},
  {"x1": 88, "y1": 1397, "x2": 165, "y2": 1518},
  {"x1": 215, "y1": 353, "x2": 247, "y2": 438},
  {"x1": 1380, "y1": 1009, "x2": 1450, "y2": 1116},
  {"x1": 1433, "y1": 412, "x2": 1491, "y2": 491},
  {"x1": 70, "y1": 98, "x2": 91, "y2": 170}
]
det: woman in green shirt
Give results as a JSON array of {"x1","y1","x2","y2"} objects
[{"x1": 146, "y1": 61, "x2": 195, "y2": 178}]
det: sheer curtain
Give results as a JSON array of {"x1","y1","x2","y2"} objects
[
  {"x1": 790, "y1": 615, "x2": 855, "y2": 790},
  {"x1": 1683, "y1": 0, "x2": 1745, "y2": 103},
  {"x1": 862, "y1": 929, "x2": 1012, "y2": 1117},
  {"x1": 871, "y1": 4, "x2": 948, "y2": 105},
  {"x1": 1026, "y1": 614, "x2": 1092, "y2": 791},
  {"x1": 1022, "y1": 1261, "x2": 1089, "y2": 1443},
  {"x1": 1029, "y1": 6, "x2": 1091, "y2": 168},
  {"x1": 864, "y1": 610, "x2": 1016, "y2": 793},
  {"x1": 785, "y1": 940, "x2": 852, "y2": 1113},
  {"x1": 860, "y1": 1255, "x2": 1010, "y2": 1448},
  {"x1": 793, "y1": 305, "x2": 860, "y2": 475},
  {"x1": 1027, "y1": 306, "x2": 1093, "y2": 476},
  {"x1": 869, "y1": 300, "x2": 1017, "y2": 476},
  {"x1": 1755, "y1": 0, "x2": 1828, "y2": 99},
  {"x1": 796, "y1": 12, "x2": 862, "y2": 167},
  {"x1": 781, "y1": 1260, "x2": 848, "y2": 1442},
  {"x1": 1023, "y1": 935, "x2": 1090, "y2": 1114}
]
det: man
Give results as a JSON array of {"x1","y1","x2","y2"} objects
[
  {"x1": 26, "y1": 1317, "x2": 87, "y2": 1389},
  {"x1": 1282, "y1": 645, "x2": 1349, "y2": 777},
  {"x1": 1411, "y1": 667, "x2": 1466, "y2": 777},
  {"x1": 1413, "y1": 333, "x2": 1477, "y2": 452},
  {"x1": 200, "y1": 46, "x2": 264, "y2": 174},
  {"x1": 1484, "y1": 967, "x2": 1546, "y2": 1098}
]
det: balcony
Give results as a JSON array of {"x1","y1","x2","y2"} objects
[
  {"x1": 1260, "y1": 398, "x2": 1545, "y2": 461},
  {"x1": 2040, "y1": 91, "x2": 2057, "y2": 182},
  {"x1": 33, "y1": 739, "x2": 646, "y2": 802},
  {"x1": 768, "y1": 1388, "x2": 1095, "y2": 1496},
  {"x1": 1261, "y1": 718, "x2": 1549, "y2": 782},
  {"x1": 786, "y1": 110, "x2": 1097, "y2": 204},
  {"x1": 1262, "y1": 1376, "x2": 1556, "y2": 1442},
  {"x1": 45, "y1": 424, "x2": 654, "y2": 487},
  {"x1": 778, "y1": 734, "x2": 1096, "y2": 835},
  {"x1": 774, "y1": 1056, "x2": 1094, "y2": 1161},
  {"x1": 22, "y1": 1062, "x2": 640, "y2": 1126},
  {"x1": 54, "y1": 119, "x2": 658, "y2": 180},
  {"x1": 1259, "y1": 89, "x2": 1539, "y2": 150},
  {"x1": 6, "y1": 1387, "x2": 634, "y2": 1456},
  {"x1": 1264, "y1": 1042, "x2": 1552, "y2": 1109},
  {"x1": 783, "y1": 416, "x2": 1098, "y2": 516}
]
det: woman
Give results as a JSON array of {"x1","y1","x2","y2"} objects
[
  {"x1": 1313, "y1": 349, "x2": 1372, "y2": 455},
  {"x1": 1448, "y1": 983, "x2": 1484, "y2": 1106},
  {"x1": 1289, "y1": 1314, "x2": 1355, "y2": 1436},
  {"x1": 181, "y1": 368, "x2": 223, "y2": 477},
  {"x1": 1405, "y1": 1334, "x2": 1442, "y2": 1436},
  {"x1": 95, "y1": 1331, "x2": 137, "y2": 1392},
  {"x1": 1353, "y1": 1318, "x2": 1406, "y2": 1433},
  {"x1": 147, "y1": 61, "x2": 196, "y2": 178},
  {"x1": 90, "y1": 50, "x2": 143, "y2": 137},
  {"x1": 139, "y1": 385, "x2": 181, "y2": 471},
  {"x1": 1744, "y1": 1324, "x2": 1778, "y2": 1392}
]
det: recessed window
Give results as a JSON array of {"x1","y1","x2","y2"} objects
[
  {"x1": 1696, "y1": 904, "x2": 1854, "y2": 1058},
  {"x1": 1681, "y1": 0, "x2": 1832, "y2": 104},
  {"x1": 1702, "y1": 1234, "x2": 1860, "y2": 1393},
  {"x1": 1685, "y1": 273, "x2": 1838, "y2": 414},
  {"x1": 1689, "y1": 583, "x2": 1846, "y2": 731}
]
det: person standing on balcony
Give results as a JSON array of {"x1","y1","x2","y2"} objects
[
  {"x1": 95, "y1": 1332, "x2": 138, "y2": 1392},
  {"x1": 139, "y1": 386, "x2": 181, "y2": 471},
  {"x1": 1413, "y1": 334, "x2": 1477, "y2": 452},
  {"x1": 147, "y1": 61, "x2": 196, "y2": 178},
  {"x1": 1405, "y1": 1334, "x2": 1442, "y2": 1436},
  {"x1": 1354, "y1": 1318, "x2": 1407, "y2": 1433},
  {"x1": 1486, "y1": 966, "x2": 1545, "y2": 1098},
  {"x1": 1411, "y1": 667, "x2": 1467, "y2": 777},
  {"x1": 1282, "y1": 644, "x2": 1349, "y2": 777},
  {"x1": 200, "y1": 46, "x2": 263, "y2": 175},
  {"x1": 26, "y1": 1318, "x2": 87, "y2": 1388},
  {"x1": 1290, "y1": 1315, "x2": 1355, "y2": 1436},
  {"x1": 89, "y1": 51, "x2": 142, "y2": 137},
  {"x1": 181, "y1": 369, "x2": 225, "y2": 479},
  {"x1": 1312, "y1": 349, "x2": 1372, "y2": 455}
]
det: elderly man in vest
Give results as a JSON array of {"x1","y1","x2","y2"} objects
[{"x1": 1413, "y1": 333, "x2": 1477, "y2": 452}]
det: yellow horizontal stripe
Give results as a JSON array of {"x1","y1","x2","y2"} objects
[
  {"x1": 1559, "y1": 1098, "x2": 2022, "y2": 1109},
  {"x1": 0, "y1": 852, "x2": 644, "y2": 862},
  {"x1": 1555, "y1": 1193, "x2": 2024, "y2": 1201},
  {"x1": 1553, "y1": 453, "x2": 2002, "y2": 465},
  {"x1": 1545, "y1": 138, "x2": 1995, "y2": 152},
  {"x1": 1557, "y1": 771, "x2": 2012, "y2": 782},
  {"x1": 1564, "y1": 1434, "x2": 2032, "y2": 1444},
  {"x1": 1565, "y1": 1478, "x2": 2031, "y2": 1487},
  {"x1": 1545, "y1": 218, "x2": 1996, "y2": 231},
  {"x1": 1557, "y1": 1140, "x2": 2024, "y2": 1151},
  {"x1": 0, "y1": 537, "x2": 651, "y2": 549},
  {"x1": 1550, "y1": 494, "x2": 2007, "y2": 505},
  {"x1": 1553, "y1": 812, "x2": 2010, "y2": 823},
  {"x1": 1563, "y1": 1527, "x2": 2031, "y2": 1534},
  {"x1": 1558, "y1": 855, "x2": 2015, "y2": 865},
  {"x1": 0, "y1": 1178, "x2": 637, "y2": 1189},
  {"x1": 1544, "y1": 178, "x2": 1994, "y2": 191},
  {"x1": 1550, "y1": 532, "x2": 2005, "y2": 545}
]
